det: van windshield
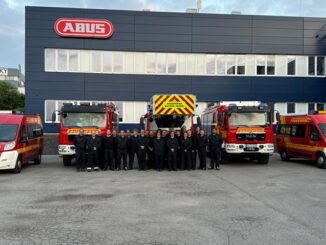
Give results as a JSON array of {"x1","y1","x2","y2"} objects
[
  {"x1": 318, "y1": 124, "x2": 326, "y2": 136},
  {"x1": 0, "y1": 124, "x2": 18, "y2": 142}
]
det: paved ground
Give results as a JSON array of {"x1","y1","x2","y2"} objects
[{"x1": 0, "y1": 155, "x2": 326, "y2": 245}]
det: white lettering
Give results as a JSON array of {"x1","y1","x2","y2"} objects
[
  {"x1": 63, "y1": 23, "x2": 74, "y2": 33},
  {"x1": 85, "y1": 23, "x2": 95, "y2": 33},
  {"x1": 75, "y1": 23, "x2": 85, "y2": 32},
  {"x1": 96, "y1": 24, "x2": 105, "y2": 34}
]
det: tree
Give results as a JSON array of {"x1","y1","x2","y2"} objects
[{"x1": 0, "y1": 81, "x2": 25, "y2": 111}]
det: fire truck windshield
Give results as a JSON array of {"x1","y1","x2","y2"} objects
[
  {"x1": 228, "y1": 112, "x2": 269, "y2": 127},
  {"x1": 154, "y1": 115, "x2": 187, "y2": 128},
  {"x1": 318, "y1": 124, "x2": 326, "y2": 136},
  {"x1": 0, "y1": 124, "x2": 18, "y2": 142},
  {"x1": 62, "y1": 113, "x2": 106, "y2": 128}
]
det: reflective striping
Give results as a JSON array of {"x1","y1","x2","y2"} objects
[
  {"x1": 16, "y1": 143, "x2": 42, "y2": 154},
  {"x1": 154, "y1": 94, "x2": 195, "y2": 115}
]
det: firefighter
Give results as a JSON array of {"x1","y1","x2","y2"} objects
[
  {"x1": 153, "y1": 130, "x2": 165, "y2": 171},
  {"x1": 86, "y1": 130, "x2": 102, "y2": 171},
  {"x1": 180, "y1": 132, "x2": 192, "y2": 170},
  {"x1": 147, "y1": 131, "x2": 155, "y2": 169},
  {"x1": 73, "y1": 128, "x2": 87, "y2": 172},
  {"x1": 136, "y1": 129, "x2": 149, "y2": 170},
  {"x1": 167, "y1": 130, "x2": 178, "y2": 171},
  {"x1": 116, "y1": 130, "x2": 128, "y2": 170},
  {"x1": 197, "y1": 129, "x2": 208, "y2": 170},
  {"x1": 193, "y1": 126, "x2": 201, "y2": 169},
  {"x1": 162, "y1": 130, "x2": 169, "y2": 169},
  {"x1": 128, "y1": 129, "x2": 138, "y2": 170},
  {"x1": 103, "y1": 129, "x2": 114, "y2": 171},
  {"x1": 187, "y1": 130, "x2": 196, "y2": 170},
  {"x1": 175, "y1": 130, "x2": 182, "y2": 169},
  {"x1": 112, "y1": 130, "x2": 118, "y2": 170},
  {"x1": 97, "y1": 129, "x2": 104, "y2": 169},
  {"x1": 208, "y1": 128, "x2": 223, "y2": 170}
]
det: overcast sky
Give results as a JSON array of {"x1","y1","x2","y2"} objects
[{"x1": 1, "y1": 0, "x2": 326, "y2": 73}]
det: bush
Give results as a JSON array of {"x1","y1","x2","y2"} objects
[{"x1": 0, "y1": 81, "x2": 24, "y2": 112}]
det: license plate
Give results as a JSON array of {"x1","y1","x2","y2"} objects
[
  {"x1": 246, "y1": 144, "x2": 257, "y2": 148},
  {"x1": 246, "y1": 147, "x2": 256, "y2": 151}
]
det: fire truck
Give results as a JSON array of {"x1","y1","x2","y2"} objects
[
  {"x1": 140, "y1": 94, "x2": 200, "y2": 132},
  {"x1": 202, "y1": 102, "x2": 274, "y2": 164},
  {"x1": 53, "y1": 102, "x2": 119, "y2": 166}
]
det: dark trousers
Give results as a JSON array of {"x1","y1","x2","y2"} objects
[
  {"x1": 210, "y1": 148, "x2": 221, "y2": 168},
  {"x1": 198, "y1": 148, "x2": 206, "y2": 169},
  {"x1": 181, "y1": 150, "x2": 192, "y2": 170},
  {"x1": 75, "y1": 150, "x2": 85, "y2": 170},
  {"x1": 192, "y1": 151, "x2": 197, "y2": 169},
  {"x1": 155, "y1": 154, "x2": 164, "y2": 171},
  {"x1": 128, "y1": 150, "x2": 137, "y2": 169},
  {"x1": 177, "y1": 149, "x2": 181, "y2": 168},
  {"x1": 104, "y1": 149, "x2": 114, "y2": 170},
  {"x1": 168, "y1": 150, "x2": 177, "y2": 171},
  {"x1": 138, "y1": 149, "x2": 147, "y2": 170},
  {"x1": 117, "y1": 149, "x2": 127, "y2": 169},
  {"x1": 88, "y1": 150, "x2": 99, "y2": 168},
  {"x1": 147, "y1": 150, "x2": 154, "y2": 169}
]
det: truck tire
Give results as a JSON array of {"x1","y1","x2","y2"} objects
[
  {"x1": 316, "y1": 153, "x2": 326, "y2": 169},
  {"x1": 258, "y1": 154, "x2": 269, "y2": 164},
  {"x1": 280, "y1": 151, "x2": 290, "y2": 161},
  {"x1": 63, "y1": 156, "x2": 72, "y2": 166},
  {"x1": 34, "y1": 154, "x2": 42, "y2": 165},
  {"x1": 12, "y1": 158, "x2": 22, "y2": 174}
]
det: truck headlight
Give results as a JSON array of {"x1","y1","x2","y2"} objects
[{"x1": 4, "y1": 141, "x2": 16, "y2": 151}]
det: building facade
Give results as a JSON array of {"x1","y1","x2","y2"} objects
[
  {"x1": 25, "y1": 6, "x2": 326, "y2": 132},
  {"x1": 0, "y1": 67, "x2": 25, "y2": 94}
]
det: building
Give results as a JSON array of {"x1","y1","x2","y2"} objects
[
  {"x1": 0, "y1": 66, "x2": 25, "y2": 94},
  {"x1": 25, "y1": 6, "x2": 326, "y2": 133}
]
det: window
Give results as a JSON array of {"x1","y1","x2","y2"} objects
[
  {"x1": 237, "y1": 55, "x2": 246, "y2": 75},
  {"x1": 226, "y1": 55, "x2": 236, "y2": 75},
  {"x1": 287, "y1": 103, "x2": 295, "y2": 114},
  {"x1": 45, "y1": 100, "x2": 56, "y2": 122},
  {"x1": 113, "y1": 52, "x2": 123, "y2": 72},
  {"x1": 156, "y1": 53, "x2": 166, "y2": 73},
  {"x1": 167, "y1": 54, "x2": 176, "y2": 74},
  {"x1": 291, "y1": 125, "x2": 305, "y2": 138},
  {"x1": 296, "y1": 56, "x2": 307, "y2": 76},
  {"x1": 91, "y1": 51, "x2": 102, "y2": 73},
  {"x1": 267, "y1": 56, "x2": 275, "y2": 75},
  {"x1": 68, "y1": 50, "x2": 79, "y2": 71},
  {"x1": 317, "y1": 56, "x2": 325, "y2": 76},
  {"x1": 134, "y1": 53, "x2": 145, "y2": 73},
  {"x1": 256, "y1": 55, "x2": 266, "y2": 75},
  {"x1": 276, "y1": 56, "x2": 286, "y2": 75},
  {"x1": 309, "y1": 125, "x2": 321, "y2": 141},
  {"x1": 278, "y1": 125, "x2": 291, "y2": 135},
  {"x1": 308, "y1": 103, "x2": 315, "y2": 112},
  {"x1": 103, "y1": 51, "x2": 113, "y2": 73},
  {"x1": 45, "y1": 49, "x2": 56, "y2": 71},
  {"x1": 216, "y1": 55, "x2": 225, "y2": 75},
  {"x1": 27, "y1": 125, "x2": 35, "y2": 139},
  {"x1": 287, "y1": 56, "x2": 296, "y2": 75},
  {"x1": 146, "y1": 53, "x2": 156, "y2": 73},
  {"x1": 186, "y1": 55, "x2": 196, "y2": 74},
  {"x1": 196, "y1": 55, "x2": 205, "y2": 74},
  {"x1": 308, "y1": 56, "x2": 315, "y2": 75},
  {"x1": 57, "y1": 50, "x2": 68, "y2": 71},
  {"x1": 206, "y1": 55, "x2": 215, "y2": 74},
  {"x1": 177, "y1": 54, "x2": 186, "y2": 74},
  {"x1": 317, "y1": 103, "x2": 324, "y2": 111}
]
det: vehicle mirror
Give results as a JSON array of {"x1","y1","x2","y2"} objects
[
  {"x1": 51, "y1": 112, "x2": 56, "y2": 122},
  {"x1": 196, "y1": 116, "x2": 201, "y2": 126},
  {"x1": 20, "y1": 136, "x2": 28, "y2": 143}
]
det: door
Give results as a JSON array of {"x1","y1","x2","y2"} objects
[
  {"x1": 307, "y1": 124, "x2": 322, "y2": 160},
  {"x1": 287, "y1": 124, "x2": 307, "y2": 158}
]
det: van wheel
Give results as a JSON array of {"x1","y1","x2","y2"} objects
[
  {"x1": 12, "y1": 158, "x2": 22, "y2": 174},
  {"x1": 63, "y1": 156, "x2": 72, "y2": 166},
  {"x1": 280, "y1": 151, "x2": 290, "y2": 161},
  {"x1": 34, "y1": 154, "x2": 42, "y2": 165},
  {"x1": 258, "y1": 154, "x2": 269, "y2": 164},
  {"x1": 316, "y1": 153, "x2": 326, "y2": 169}
]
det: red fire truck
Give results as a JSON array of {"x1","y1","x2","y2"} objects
[
  {"x1": 53, "y1": 102, "x2": 118, "y2": 166},
  {"x1": 276, "y1": 111, "x2": 326, "y2": 168},
  {"x1": 202, "y1": 102, "x2": 274, "y2": 164}
]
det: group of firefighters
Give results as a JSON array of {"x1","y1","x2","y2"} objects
[{"x1": 73, "y1": 127, "x2": 223, "y2": 172}]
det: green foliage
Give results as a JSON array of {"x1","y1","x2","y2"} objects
[{"x1": 0, "y1": 81, "x2": 25, "y2": 112}]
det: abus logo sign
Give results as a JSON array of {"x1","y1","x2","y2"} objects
[{"x1": 54, "y1": 18, "x2": 114, "y2": 39}]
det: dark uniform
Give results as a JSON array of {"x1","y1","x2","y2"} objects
[
  {"x1": 87, "y1": 135, "x2": 102, "y2": 168},
  {"x1": 153, "y1": 137, "x2": 165, "y2": 171},
  {"x1": 147, "y1": 137, "x2": 155, "y2": 169},
  {"x1": 73, "y1": 134, "x2": 87, "y2": 171},
  {"x1": 103, "y1": 135, "x2": 114, "y2": 170},
  {"x1": 176, "y1": 134, "x2": 182, "y2": 169},
  {"x1": 117, "y1": 136, "x2": 128, "y2": 170},
  {"x1": 197, "y1": 135, "x2": 208, "y2": 170},
  {"x1": 112, "y1": 136, "x2": 118, "y2": 170},
  {"x1": 208, "y1": 133, "x2": 223, "y2": 169},
  {"x1": 180, "y1": 137, "x2": 192, "y2": 170},
  {"x1": 136, "y1": 135, "x2": 149, "y2": 170},
  {"x1": 193, "y1": 132, "x2": 200, "y2": 169},
  {"x1": 167, "y1": 136, "x2": 179, "y2": 171},
  {"x1": 128, "y1": 135, "x2": 138, "y2": 169}
]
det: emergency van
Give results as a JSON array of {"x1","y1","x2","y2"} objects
[
  {"x1": 0, "y1": 112, "x2": 43, "y2": 173},
  {"x1": 276, "y1": 111, "x2": 326, "y2": 168}
]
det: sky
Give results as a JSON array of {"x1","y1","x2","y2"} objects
[{"x1": 0, "y1": 0, "x2": 326, "y2": 73}]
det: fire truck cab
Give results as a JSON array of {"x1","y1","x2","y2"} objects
[
  {"x1": 202, "y1": 102, "x2": 274, "y2": 164},
  {"x1": 276, "y1": 111, "x2": 326, "y2": 168},
  {"x1": 0, "y1": 112, "x2": 43, "y2": 173}
]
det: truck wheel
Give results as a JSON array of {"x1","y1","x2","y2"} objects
[
  {"x1": 34, "y1": 154, "x2": 42, "y2": 165},
  {"x1": 259, "y1": 154, "x2": 269, "y2": 164},
  {"x1": 280, "y1": 151, "x2": 290, "y2": 161},
  {"x1": 316, "y1": 153, "x2": 326, "y2": 169},
  {"x1": 12, "y1": 158, "x2": 22, "y2": 174},
  {"x1": 63, "y1": 156, "x2": 72, "y2": 166}
]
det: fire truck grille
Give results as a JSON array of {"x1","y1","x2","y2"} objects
[{"x1": 236, "y1": 133, "x2": 266, "y2": 141}]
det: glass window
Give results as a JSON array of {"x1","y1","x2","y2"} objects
[
  {"x1": 45, "y1": 49, "x2": 56, "y2": 71},
  {"x1": 113, "y1": 52, "x2": 124, "y2": 73},
  {"x1": 124, "y1": 52, "x2": 134, "y2": 73},
  {"x1": 237, "y1": 55, "x2": 246, "y2": 75},
  {"x1": 91, "y1": 51, "x2": 102, "y2": 73},
  {"x1": 317, "y1": 56, "x2": 325, "y2": 76},
  {"x1": 68, "y1": 50, "x2": 79, "y2": 72},
  {"x1": 287, "y1": 103, "x2": 295, "y2": 114},
  {"x1": 196, "y1": 55, "x2": 205, "y2": 74},
  {"x1": 216, "y1": 55, "x2": 225, "y2": 75},
  {"x1": 0, "y1": 125, "x2": 18, "y2": 142},
  {"x1": 308, "y1": 56, "x2": 315, "y2": 76},
  {"x1": 177, "y1": 54, "x2": 186, "y2": 74},
  {"x1": 276, "y1": 56, "x2": 286, "y2": 75},
  {"x1": 156, "y1": 53, "x2": 166, "y2": 74},
  {"x1": 291, "y1": 125, "x2": 306, "y2": 138},
  {"x1": 308, "y1": 103, "x2": 315, "y2": 112},
  {"x1": 226, "y1": 55, "x2": 236, "y2": 75},
  {"x1": 206, "y1": 55, "x2": 215, "y2": 74},
  {"x1": 186, "y1": 55, "x2": 196, "y2": 74},
  {"x1": 167, "y1": 54, "x2": 177, "y2": 74},
  {"x1": 103, "y1": 51, "x2": 113, "y2": 73},
  {"x1": 45, "y1": 100, "x2": 56, "y2": 122},
  {"x1": 146, "y1": 53, "x2": 156, "y2": 74},
  {"x1": 317, "y1": 103, "x2": 325, "y2": 111},
  {"x1": 287, "y1": 56, "x2": 296, "y2": 75},
  {"x1": 267, "y1": 56, "x2": 275, "y2": 75},
  {"x1": 134, "y1": 53, "x2": 145, "y2": 73},
  {"x1": 256, "y1": 55, "x2": 266, "y2": 75},
  {"x1": 57, "y1": 49, "x2": 68, "y2": 71},
  {"x1": 80, "y1": 51, "x2": 90, "y2": 72},
  {"x1": 246, "y1": 55, "x2": 255, "y2": 76},
  {"x1": 296, "y1": 56, "x2": 307, "y2": 76}
]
